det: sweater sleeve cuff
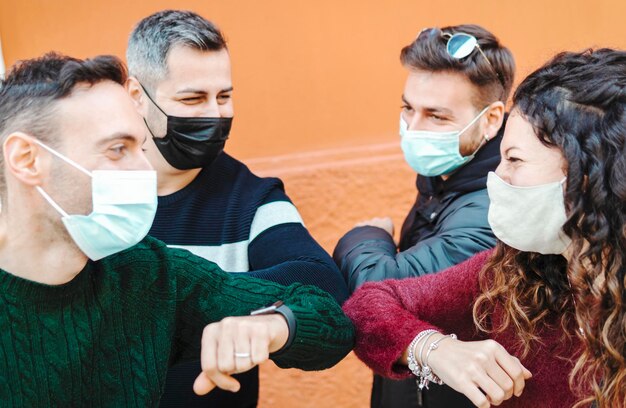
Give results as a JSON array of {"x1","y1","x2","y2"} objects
[
  {"x1": 270, "y1": 299, "x2": 354, "y2": 371},
  {"x1": 377, "y1": 321, "x2": 442, "y2": 379}
]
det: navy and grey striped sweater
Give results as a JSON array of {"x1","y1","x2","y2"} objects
[{"x1": 150, "y1": 152, "x2": 348, "y2": 408}]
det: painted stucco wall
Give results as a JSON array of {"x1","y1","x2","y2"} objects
[{"x1": 2, "y1": 0, "x2": 626, "y2": 162}]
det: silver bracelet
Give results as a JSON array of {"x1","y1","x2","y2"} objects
[
  {"x1": 407, "y1": 329, "x2": 438, "y2": 377},
  {"x1": 419, "y1": 333, "x2": 458, "y2": 390},
  {"x1": 418, "y1": 331, "x2": 439, "y2": 367}
]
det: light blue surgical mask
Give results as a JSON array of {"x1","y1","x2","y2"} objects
[
  {"x1": 400, "y1": 106, "x2": 489, "y2": 176},
  {"x1": 35, "y1": 141, "x2": 157, "y2": 261}
]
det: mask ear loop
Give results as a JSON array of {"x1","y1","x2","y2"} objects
[
  {"x1": 35, "y1": 141, "x2": 92, "y2": 178},
  {"x1": 457, "y1": 106, "x2": 490, "y2": 137},
  {"x1": 138, "y1": 82, "x2": 168, "y2": 116},
  {"x1": 457, "y1": 106, "x2": 491, "y2": 158},
  {"x1": 138, "y1": 82, "x2": 168, "y2": 139},
  {"x1": 35, "y1": 186, "x2": 69, "y2": 217},
  {"x1": 34, "y1": 140, "x2": 92, "y2": 218}
]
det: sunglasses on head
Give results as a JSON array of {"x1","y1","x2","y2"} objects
[{"x1": 417, "y1": 28, "x2": 506, "y2": 91}]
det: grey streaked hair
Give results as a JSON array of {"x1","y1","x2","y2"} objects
[{"x1": 126, "y1": 10, "x2": 227, "y2": 88}]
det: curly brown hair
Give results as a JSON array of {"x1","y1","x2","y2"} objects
[{"x1": 473, "y1": 49, "x2": 626, "y2": 407}]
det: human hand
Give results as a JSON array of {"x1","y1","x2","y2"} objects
[
  {"x1": 427, "y1": 337, "x2": 532, "y2": 407},
  {"x1": 193, "y1": 314, "x2": 289, "y2": 395},
  {"x1": 354, "y1": 217, "x2": 394, "y2": 237}
]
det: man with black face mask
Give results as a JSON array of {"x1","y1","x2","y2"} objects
[
  {"x1": 139, "y1": 81, "x2": 233, "y2": 170},
  {"x1": 125, "y1": 10, "x2": 349, "y2": 408}
]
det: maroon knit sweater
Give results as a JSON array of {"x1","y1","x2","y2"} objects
[{"x1": 343, "y1": 250, "x2": 583, "y2": 408}]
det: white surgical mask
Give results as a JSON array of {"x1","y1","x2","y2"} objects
[
  {"x1": 487, "y1": 171, "x2": 571, "y2": 254},
  {"x1": 400, "y1": 106, "x2": 489, "y2": 176},
  {"x1": 35, "y1": 141, "x2": 157, "y2": 261}
]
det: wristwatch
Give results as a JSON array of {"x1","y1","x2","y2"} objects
[{"x1": 250, "y1": 300, "x2": 297, "y2": 355}]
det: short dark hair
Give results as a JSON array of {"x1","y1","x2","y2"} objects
[
  {"x1": 127, "y1": 10, "x2": 227, "y2": 87},
  {"x1": 400, "y1": 24, "x2": 515, "y2": 106},
  {"x1": 0, "y1": 52, "x2": 127, "y2": 194}
]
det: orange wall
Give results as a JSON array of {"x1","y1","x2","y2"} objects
[
  {"x1": 1, "y1": 0, "x2": 625, "y2": 160},
  {"x1": 1, "y1": 1, "x2": 625, "y2": 407}
]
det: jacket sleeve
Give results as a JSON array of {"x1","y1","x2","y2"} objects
[
  {"x1": 244, "y1": 186, "x2": 349, "y2": 305},
  {"x1": 342, "y1": 250, "x2": 491, "y2": 379},
  {"x1": 334, "y1": 190, "x2": 496, "y2": 293},
  {"x1": 168, "y1": 246, "x2": 355, "y2": 371}
]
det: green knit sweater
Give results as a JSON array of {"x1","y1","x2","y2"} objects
[{"x1": 0, "y1": 237, "x2": 354, "y2": 407}]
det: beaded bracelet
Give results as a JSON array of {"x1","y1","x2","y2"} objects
[
  {"x1": 418, "y1": 331, "x2": 439, "y2": 368},
  {"x1": 407, "y1": 329, "x2": 438, "y2": 377},
  {"x1": 419, "y1": 333, "x2": 457, "y2": 390}
]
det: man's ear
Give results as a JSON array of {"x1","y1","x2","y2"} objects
[
  {"x1": 125, "y1": 77, "x2": 148, "y2": 115},
  {"x1": 483, "y1": 101, "x2": 505, "y2": 140},
  {"x1": 3, "y1": 132, "x2": 48, "y2": 187}
]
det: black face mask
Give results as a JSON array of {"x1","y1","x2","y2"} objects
[{"x1": 141, "y1": 83, "x2": 233, "y2": 170}]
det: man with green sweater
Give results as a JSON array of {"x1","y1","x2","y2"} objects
[{"x1": 0, "y1": 53, "x2": 354, "y2": 407}]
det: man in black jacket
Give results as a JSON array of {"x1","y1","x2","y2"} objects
[{"x1": 334, "y1": 24, "x2": 516, "y2": 408}]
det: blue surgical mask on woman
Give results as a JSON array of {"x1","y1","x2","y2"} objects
[
  {"x1": 35, "y1": 141, "x2": 158, "y2": 261},
  {"x1": 400, "y1": 106, "x2": 489, "y2": 176}
]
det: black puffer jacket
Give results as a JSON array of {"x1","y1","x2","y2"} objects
[
  {"x1": 334, "y1": 121, "x2": 503, "y2": 293},
  {"x1": 334, "y1": 120, "x2": 504, "y2": 408}
]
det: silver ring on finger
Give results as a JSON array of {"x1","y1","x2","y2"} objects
[{"x1": 234, "y1": 352, "x2": 251, "y2": 358}]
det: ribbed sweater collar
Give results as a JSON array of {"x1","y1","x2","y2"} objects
[
  {"x1": 0, "y1": 261, "x2": 93, "y2": 303},
  {"x1": 157, "y1": 151, "x2": 228, "y2": 207}
]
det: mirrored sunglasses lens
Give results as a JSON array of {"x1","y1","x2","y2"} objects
[{"x1": 447, "y1": 34, "x2": 477, "y2": 59}]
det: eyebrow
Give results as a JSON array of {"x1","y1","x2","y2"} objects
[
  {"x1": 97, "y1": 133, "x2": 143, "y2": 147},
  {"x1": 401, "y1": 95, "x2": 454, "y2": 116},
  {"x1": 176, "y1": 86, "x2": 234, "y2": 94},
  {"x1": 504, "y1": 146, "x2": 521, "y2": 155},
  {"x1": 424, "y1": 107, "x2": 454, "y2": 116}
]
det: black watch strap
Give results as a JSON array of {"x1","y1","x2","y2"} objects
[{"x1": 250, "y1": 301, "x2": 297, "y2": 355}]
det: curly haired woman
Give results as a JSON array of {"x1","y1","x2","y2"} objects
[{"x1": 343, "y1": 48, "x2": 626, "y2": 408}]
